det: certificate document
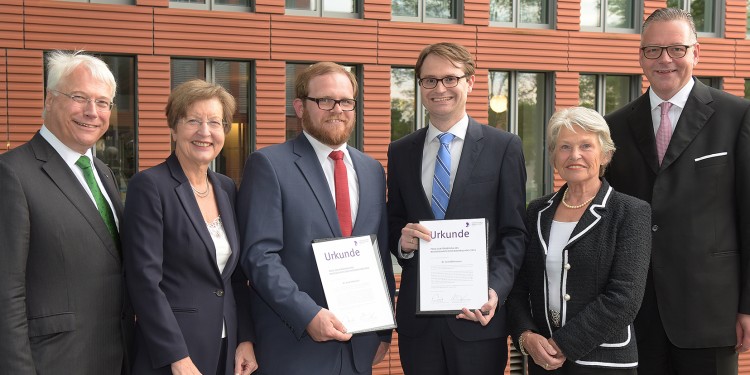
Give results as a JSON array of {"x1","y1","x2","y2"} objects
[
  {"x1": 418, "y1": 218, "x2": 488, "y2": 314},
  {"x1": 312, "y1": 235, "x2": 396, "y2": 334}
]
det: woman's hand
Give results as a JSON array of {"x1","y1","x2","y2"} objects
[
  {"x1": 171, "y1": 356, "x2": 202, "y2": 375},
  {"x1": 521, "y1": 332, "x2": 566, "y2": 371},
  {"x1": 235, "y1": 341, "x2": 259, "y2": 375}
]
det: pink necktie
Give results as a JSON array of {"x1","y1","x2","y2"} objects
[
  {"x1": 656, "y1": 102, "x2": 672, "y2": 165},
  {"x1": 329, "y1": 151, "x2": 352, "y2": 237}
]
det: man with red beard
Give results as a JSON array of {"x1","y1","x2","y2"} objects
[{"x1": 237, "y1": 62, "x2": 395, "y2": 375}]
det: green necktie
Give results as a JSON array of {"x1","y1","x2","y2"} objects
[{"x1": 75, "y1": 156, "x2": 120, "y2": 247}]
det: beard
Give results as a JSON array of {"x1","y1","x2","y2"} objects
[{"x1": 301, "y1": 110, "x2": 355, "y2": 147}]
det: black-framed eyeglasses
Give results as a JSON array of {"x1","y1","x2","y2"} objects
[
  {"x1": 640, "y1": 45, "x2": 694, "y2": 60},
  {"x1": 51, "y1": 90, "x2": 114, "y2": 112},
  {"x1": 418, "y1": 75, "x2": 467, "y2": 89},
  {"x1": 304, "y1": 97, "x2": 357, "y2": 111}
]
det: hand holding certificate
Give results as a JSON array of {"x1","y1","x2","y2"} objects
[
  {"x1": 311, "y1": 235, "x2": 396, "y2": 334},
  {"x1": 418, "y1": 218, "x2": 488, "y2": 315}
]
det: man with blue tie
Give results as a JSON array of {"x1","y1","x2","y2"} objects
[
  {"x1": 237, "y1": 62, "x2": 395, "y2": 374},
  {"x1": 387, "y1": 42, "x2": 528, "y2": 374}
]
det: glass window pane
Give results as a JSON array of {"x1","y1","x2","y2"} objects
[
  {"x1": 747, "y1": 1, "x2": 750, "y2": 34},
  {"x1": 392, "y1": 0, "x2": 418, "y2": 16},
  {"x1": 604, "y1": 75, "x2": 631, "y2": 114},
  {"x1": 606, "y1": 0, "x2": 633, "y2": 28},
  {"x1": 215, "y1": 0, "x2": 250, "y2": 4},
  {"x1": 323, "y1": 0, "x2": 356, "y2": 12},
  {"x1": 171, "y1": 0, "x2": 207, "y2": 3},
  {"x1": 665, "y1": 0, "x2": 681, "y2": 8},
  {"x1": 425, "y1": 0, "x2": 455, "y2": 19},
  {"x1": 517, "y1": 72, "x2": 546, "y2": 201},
  {"x1": 98, "y1": 56, "x2": 136, "y2": 202},
  {"x1": 214, "y1": 61, "x2": 250, "y2": 185},
  {"x1": 579, "y1": 74, "x2": 596, "y2": 109},
  {"x1": 287, "y1": 0, "x2": 316, "y2": 11},
  {"x1": 490, "y1": 0, "x2": 512, "y2": 22},
  {"x1": 488, "y1": 71, "x2": 510, "y2": 131},
  {"x1": 745, "y1": 80, "x2": 750, "y2": 100},
  {"x1": 580, "y1": 0, "x2": 601, "y2": 27},
  {"x1": 691, "y1": 0, "x2": 713, "y2": 33},
  {"x1": 519, "y1": 0, "x2": 546, "y2": 24},
  {"x1": 391, "y1": 68, "x2": 417, "y2": 141},
  {"x1": 171, "y1": 59, "x2": 206, "y2": 89}
]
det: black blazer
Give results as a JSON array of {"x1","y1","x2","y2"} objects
[
  {"x1": 605, "y1": 79, "x2": 750, "y2": 348},
  {"x1": 387, "y1": 118, "x2": 528, "y2": 341},
  {"x1": 507, "y1": 181, "x2": 651, "y2": 368},
  {"x1": 122, "y1": 153, "x2": 253, "y2": 375},
  {"x1": 0, "y1": 132, "x2": 133, "y2": 374}
]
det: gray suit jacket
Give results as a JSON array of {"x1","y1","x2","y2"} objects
[
  {"x1": 605, "y1": 79, "x2": 750, "y2": 347},
  {"x1": 0, "y1": 132, "x2": 133, "y2": 374},
  {"x1": 237, "y1": 134, "x2": 395, "y2": 375}
]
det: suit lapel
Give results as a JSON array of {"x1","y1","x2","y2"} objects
[
  {"x1": 167, "y1": 154, "x2": 218, "y2": 269},
  {"x1": 94, "y1": 158, "x2": 124, "y2": 221},
  {"x1": 447, "y1": 118, "x2": 484, "y2": 217},
  {"x1": 32, "y1": 134, "x2": 120, "y2": 261},
  {"x1": 566, "y1": 183, "x2": 612, "y2": 247},
  {"x1": 625, "y1": 94, "x2": 660, "y2": 174},
  {"x1": 293, "y1": 134, "x2": 341, "y2": 236},
  {"x1": 661, "y1": 80, "x2": 713, "y2": 170},
  {"x1": 211, "y1": 172, "x2": 239, "y2": 279},
  {"x1": 536, "y1": 193, "x2": 557, "y2": 255},
  {"x1": 349, "y1": 148, "x2": 371, "y2": 235}
]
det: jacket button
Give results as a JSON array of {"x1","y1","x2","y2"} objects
[
  {"x1": 564, "y1": 263, "x2": 571, "y2": 270},
  {"x1": 214, "y1": 290, "x2": 224, "y2": 297},
  {"x1": 652, "y1": 225, "x2": 659, "y2": 232},
  {"x1": 564, "y1": 294, "x2": 571, "y2": 301}
]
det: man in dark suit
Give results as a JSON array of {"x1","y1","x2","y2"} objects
[
  {"x1": 387, "y1": 42, "x2": 528, "y2": 374},
  {"x1": 237, "y1": 62, "x2": 396, "y2": 374},
  {"x1": 604, "y1": 8, "x2": 750, "y2": 375},
  {"x1": 0, "y1": 51, "x2": 133, "y2": 374}
]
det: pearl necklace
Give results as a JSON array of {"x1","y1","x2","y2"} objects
[
  {"x1": 191, "y1": 174, "x2": 210, "y2": 198},
  {"x1": 561, "y1": 188, "x2": 595, "y2": 209}
]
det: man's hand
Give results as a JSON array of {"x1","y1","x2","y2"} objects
[
  {"x1": 735, "y1": 313, "x2": 750, "y2": 352},
  {"x1": 234, "y1": 341, "x2": 258, "y2": 375},
  {"x1": 372, "y1": 341, "x2": 390, "y2": 365},
  {"x1": 456, "y1": 288, "x2": 498, "y2": 326},
  {"x1": 399, "y1": 223, "x2": 431, "y2": 254},
  {"x1": 522, "y1": 331, "x2": 566, "y2": 371},
  {"x1": 171, "y1": 356, "x2": 202, "y2": 375},
  {"x1": 306, "y1": 308, "x2": 353, "y2": 342}
]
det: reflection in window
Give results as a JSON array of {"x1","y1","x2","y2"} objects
[
  {"x1": 285, "y1": 63, "x2": 360, "y2": 149},
  {"x1": 666, "y1": 0, "x2": 715, "y2": 33},
  {"x1": 390, "y1": 68, "x2": 418, "y2": 141},
  {"x1": 579, "y1": 74, "x2": 638, "y2": 114},
  {"x1": 490, "y1": 0, "x2": 549, "y2": 26},
  {"x1": 393, "y1": 0, "x2": 456, "y2": 21},
  {"x1": 171, "y1": 59, "x2": 252, "y2": 185},
  {"x1": 580, "y1": 0, "x2": 635, "y2": 31},
  {"x1": 488, "y1": 71, "x2": 549, "y2": 202}
]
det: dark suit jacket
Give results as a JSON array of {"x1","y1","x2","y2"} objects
[
  {"x1": 0, "y1": 132, "x2": 133, "y2": 374},
  {"x1": 122, "y1": 153, "x2": 254, "y2": 375},
  {"x1": 237, "y1": 134, "x2": 396, "y2": 375},
  {"x1": 387, "y1": 118, "x2": 528, "y2": 341},
  {"x1": 605, "y1": 79, "x2": 750, "y2": 348},
  {"x1": 507, "y1": 181, "x2": 651, "y2": 368}
]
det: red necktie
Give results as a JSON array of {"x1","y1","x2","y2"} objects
[{"x1": 329, "y1": 151, "x2": 352, "y2": 237}]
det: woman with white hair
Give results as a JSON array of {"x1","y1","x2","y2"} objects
[{"x1": 507, "y1": 106, "x2": 651, "y2": 374}]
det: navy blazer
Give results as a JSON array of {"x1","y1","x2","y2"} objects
[
  {"x1": 122, "y1": 153, "x2": 253, "y2": 375},
  {"x1": 237, "y1": 134, "x2": 395, "y2": 375},
  {"x1": 507, "y1": 181, "x2": 651, "y2": 368},
  {"x1": 387, "y1": 118, "x2": 528, "y2": 341}
]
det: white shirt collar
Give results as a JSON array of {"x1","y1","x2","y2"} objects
[
  {"x1": 649, "y1": 77, "x2": 694, "y2": 110},
  {"x1": 303, "y1": 131, "x2": 351, "y2": 164},
  {"x1": 39, "y1": 125, "x2": 93, "y2": 164},
  {"x1": 425, "y1": 114, "x2": 469, "y2": 144}
]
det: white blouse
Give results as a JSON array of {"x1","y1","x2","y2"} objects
[
  {"x1": 207, "y1": 216, "x2": 231, "y2": 338},
  {"x1": 546, "y1": 220, "x2": 577, "y2": 313}
]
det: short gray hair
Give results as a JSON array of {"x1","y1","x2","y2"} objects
[
  {"x1": 547, "y1": 106, "x2": 616, "y2": 177},
  {"x1": 642, "y1": 8, "x2": 698, "y2": 45},
  {"x1": 46, "y1": 50, "x2": 116, "y2": 98}
]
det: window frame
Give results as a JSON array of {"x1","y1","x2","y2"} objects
[
  {"x1": 578, "y1": 73, "x2": 641, "y2": 115},
  {"x1": 580, "y1": 0, "x2": 640, "y2": 33},
  {"x1": 667, "y1": 0, "x2": 722, "y2": 36},
  {"x1": 489, "y1": 0, "x2": 554, "y2": 29},
  {"x1": 170, "y1": 0, "x2": 252, "y2": 12},
  {"x1": 391, "y1": 0, "x2": 462, "y2": 24}
]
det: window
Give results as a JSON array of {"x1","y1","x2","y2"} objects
[
  {"x1": 747, "y1": 1, "x2": 750, "y2": 36},
  {"x1": 44, "y1": 54, "x2": 137, "y2": 201},
  {"x1": 170, "y1": 0, "x2": 251, "y2": 11},
  {"x1": 392, "y1": 0, "x2": 459, "y2": 23},
  {"x1": 697, "y1": 76, "x2": 721, "y2": 89},
  {"x1": 666, "y1": 0, "x2": 718, "y2": 34},
  {"x1": 745, "y1": 80, "x2": 750, "y2": 100},
  {"x1": 286, "y1": 0, "x2": 358, "y2": 17},
  {"x1": 171, "y1": 59, "x2": 252, "y2": 185},
  {"x1": 285, "y1": 63, "x2": 361, "y2": 149},
  {"x1": 580, "y1": 0, "x2": 637, "y2": 32},
  {"x1": 390, "y1": 68, "x2": 425, "y2": 141},
  {"x1": 579, "y1": 74, "x2": 639, "y2": 114},
  {"x1": 64, "y1": 0, "x2": 131, "y2": 3},
  {"x1": 490, "y1": 0, "x2": 550, "y2": 27},
  {"x1": 488, "y1": 71, "x2": 550, "y2": 201}
]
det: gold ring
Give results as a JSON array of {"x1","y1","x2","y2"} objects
[{"x1": 544, "y1": 363, "x2": 548, "y2": 369}]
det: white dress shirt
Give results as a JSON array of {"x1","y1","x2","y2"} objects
[{"x1": 649, "y1": 78, "x2": 694, "y2": 137}]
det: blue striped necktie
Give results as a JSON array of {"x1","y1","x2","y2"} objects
[{"x1": 431, "y1": 132, "x2": 455, "y2": 220}]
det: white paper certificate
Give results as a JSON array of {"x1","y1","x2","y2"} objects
[
  {"x1": 311, "y1": 235, "x2": 396, "y2": 334},
  {"x1": 418, "y1": 218, "x2": 488, "y2": 314}
]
